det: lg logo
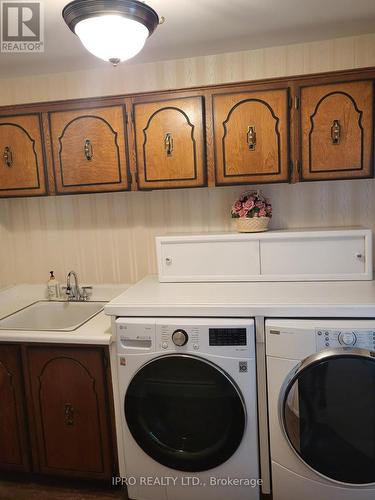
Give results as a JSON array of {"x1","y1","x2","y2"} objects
[{"x1": 1, "y1": 1, "x2": 44, "y2": 52}]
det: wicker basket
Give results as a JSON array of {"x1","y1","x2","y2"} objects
[{"x1": 235, "y1": 217, "x2": 270, "y2": 233}]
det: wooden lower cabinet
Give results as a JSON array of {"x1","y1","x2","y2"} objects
[
  {"x1": 0, "y1": 343, "x2": 116, "y2": 480},
  {"x1": 26, "y1": 345, "x2": 115, "y2": 479},
  {"x1": 0, "y1": 344, "x2": 30, "y2": 472}
]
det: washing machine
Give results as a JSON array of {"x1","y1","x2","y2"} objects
[
  {"x1": 266, "y1": 319, "x2": 375, "y2": 500},
  {"x1": 116, "y1": 317, "x2": 260, "y2": 500}
]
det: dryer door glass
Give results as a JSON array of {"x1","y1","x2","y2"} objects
[
  {"x1": 125, "y1": 354, "x2": 246, "y2": 472},
  {"x1": 283, "y1": 353, "x2": 375, "y2": 484}
]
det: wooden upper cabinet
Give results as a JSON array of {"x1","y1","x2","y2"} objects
[
  {"x1": 133, "y1": 96, "x2": 206, "y2": 189},
  {"x1": 48, "y1": 105, "x2": 129, "y2": 194},
  {"x1": 0, "y1": 113, "x2": 47, "y2": 197},
  {"x1": 300, "y1": 80, "x2": 374, "y2": 180},
  {"x1": 212, "y1": 88, "x2": 290, "y2": 185},
  {"x1": 0, "y1": 345, "x2": 30, "y2": 472},
  {"x1": 27, "y1": 346, "x2": 114, "y2": 479}
]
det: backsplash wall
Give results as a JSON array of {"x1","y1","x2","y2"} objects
[
  {"x1": 0, "y1": 180, "x2": 374, "y2": 285},
  {"x1": 1, "y1": 33, "x2": 375, "y2": 284}
]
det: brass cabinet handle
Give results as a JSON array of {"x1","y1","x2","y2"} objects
[
  {"x1": 164, "y1": 133, "x2": 173, "y2": 156},
  {"x1": 247, "y1": 126, "x2": 256, "y2": 151},
  {"x1": 64, "y1": 403, "x2": 74, "y2": 426},
  {"x1": 331, "y1": 120, "x2": 341, "y2": 145},
  {"x1": 84, "y1": 139, "x2": 93, "y2": 161},
  {"x1": 3, "y1": 146, "x2": 13, "y2": 167}
]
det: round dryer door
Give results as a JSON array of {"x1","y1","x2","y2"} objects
[
  {"x1": 281, "y1": 349, "x2": 375, "y2": 485},
  {"x1": 125, "y1": 354, "x2": 246, "y2": 472}
]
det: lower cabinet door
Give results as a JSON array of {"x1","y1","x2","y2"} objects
[
  {"x1": 0, "y1": 344, "x2": 30, "y2": 471},
  {"x1": 27, "y1": 346, "x2": 114, "y2": 479}
]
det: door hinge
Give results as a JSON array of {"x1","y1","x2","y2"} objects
[
  {"x1": 294, "y1": 96, "x2": 299, "y2": 109},
  {"x1": 288, "y1": 95, "x2": 293, "y2": 109},
  {"x1": 132, "y1": 170, "x2": 139, "y2": 186},
  {"x1": 288, "y1": 160, "x2": 295, "y2": 181},
  {"x1": 125, "y1": 111, "x2": 129, "y2": 124}
]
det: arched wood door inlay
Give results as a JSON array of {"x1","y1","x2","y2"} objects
[
  {"x1": 308, "y1": 91, "x2": 364, "y2": 173},
  {"x1": 133, "y1": 95, "x2": 206, "y2": 190},
  {"x1": 222, "y1": 98, "x2": 281, "y2": 177},
  {"x1": 0, "y1": 360, "x2": 23, "y2": 466},
  {"x1": 213, "y1": 88, "x2": 289, "y2": 185},
  {"x1": 0, "y1": 122, "x2": 40, "y2": 190},
  {"x1": 49, "y1": 105, "x2": 129, "y2": 193},
  {"x1": 37, "y1": 356, "x2": 105, "y2": 473},
  {"x1": 300, "y1": 80, "x2": 373, "y2": 181},
  {"x1": 142, "y1": 106, "x2": 198, "y2": 182},
  {"x1": 57, "y1": 115, "x2": 122, "y2": 187}
]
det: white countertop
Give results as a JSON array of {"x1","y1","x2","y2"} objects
[
  {"x1": 105, "y1": 275, "x2": 375, "y2": 318},
  {"x1": 0, "y1": 284, "x2": 130, "y2": 344}
]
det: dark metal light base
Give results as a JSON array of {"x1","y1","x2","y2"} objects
[{"x1": 62, "y1": 0, "x2": 159, "y2": 36}]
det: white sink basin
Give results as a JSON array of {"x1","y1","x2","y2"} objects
[{"x1": 0, "y1": 300, "x2": 105, "y2": 331}]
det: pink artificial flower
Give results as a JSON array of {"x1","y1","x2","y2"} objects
[
  {"x1": 238, "y1": 208, "x2": 249, "y2": 218},
  {"x1": 243, "y1": 199, "x2": 255, "y2": 210},
  {"x1": 232, "y1": 200, "x2": 242, "y2": 213},
  {"x1": 255, "y1": 200, "x2": 265, "y2": 209},
  {"x1": 258, "y1": 208, "x2": 267, "y2": 217}
]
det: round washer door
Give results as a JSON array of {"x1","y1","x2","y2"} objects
[
  {"x1": 125, "y1": 354, "x2": 246, "y2": 472},
  {"x1": 281, "y1": 349, "x2": 375, "y2": 485}
]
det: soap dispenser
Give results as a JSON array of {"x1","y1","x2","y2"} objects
[{"x1": 47, "y1": 271, "x2": 60, "y2": 300}]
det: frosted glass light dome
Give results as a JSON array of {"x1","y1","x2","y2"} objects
[
  {"x1": 75, "y1": 15, "x2": 149, "y2": 64},
  {"x1": 62, "y1": 0, "x2": 160, "y2": 66}
]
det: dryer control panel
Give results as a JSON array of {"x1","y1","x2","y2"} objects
[{"x1": 316, "y1": 328, "x2": 375, "y2": 351}]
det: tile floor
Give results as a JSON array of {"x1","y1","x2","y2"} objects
[{"x1": 0, "y1": 479, "x2": 128, "y2": 500}]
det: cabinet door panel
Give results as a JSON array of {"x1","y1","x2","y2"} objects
[
  {"x1": 0, "y1": 114, "x2": 46, "y2": 197},
  {"x1": 0, "y1": 345, "x2": 29, "y2": 471},
  {"x1": 28, "y1": 346, "x2": 113, "y2": 479},
  {"x1": 300, "y1": 81, "x2": 373, "y2": 180},
  {"x1": 49, "y1": 106, "x2": 129, "y2": 193},
  {"x1": 213, "y1": 89, "x2": 290, "y2": 185},
  {"x1": 134, "y1": 96, "x2": 206, "y2": 189}
]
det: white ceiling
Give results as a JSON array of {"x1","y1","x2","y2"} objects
[{"x1": 1, "y1": 0, "x2": 375, "y2": 78}]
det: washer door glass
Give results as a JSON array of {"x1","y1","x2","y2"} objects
[
  {"x1": 283, "y1": 353, "x2": 375, "y2": 484},
  {"x1": 125, "y1": 354, "x2": 246, "y2": 472}
]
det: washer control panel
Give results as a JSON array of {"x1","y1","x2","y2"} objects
[
  {"x1": 116, "y1": 318, "x2": 254, "y2": 357},
  {"x1": 160, "y1": 324, "x2": 200, "y2": 351},
  {"x1": 172, "y1": 329, "x2": 189, "y2": 346},
  {"x1": 316, "y1": 329, "x2": 375, "y2": 351},
  {"x1": 158, "y1": 320, "x2": 252, "y2": 356}
]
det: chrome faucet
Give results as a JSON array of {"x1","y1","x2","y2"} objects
[{"x1": 65, "y1": 271, "x2": 92, "y2": 301}]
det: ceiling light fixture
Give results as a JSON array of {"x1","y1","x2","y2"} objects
[{"x1": 62, "y1": 0, "x2": 159, "y2": 66}]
